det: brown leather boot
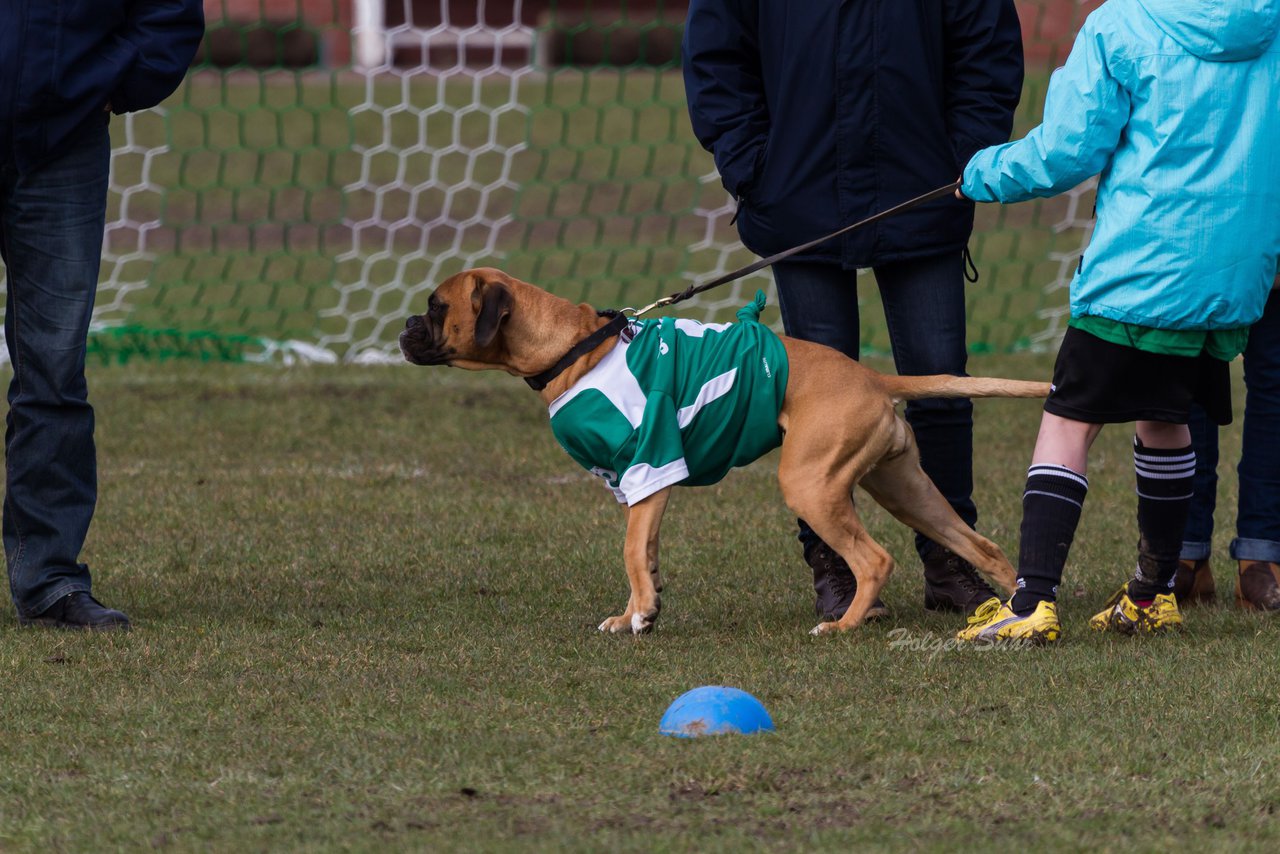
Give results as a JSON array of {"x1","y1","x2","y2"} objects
[
  {"x1": 1236, "y1": 560, "x2": 1280, "y2": 612},
  {"x1": 922, "y1": 548, "x2": 998, "y2": 615},
  {"x1": 1172, "y1": 558, "x2": 1216, "y2": 606},
  {"x1": 805, "y1": 540, "x2": 889, "y2": 621}
]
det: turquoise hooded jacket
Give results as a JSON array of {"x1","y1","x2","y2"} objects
[{"x1": 962, "y1": 0, "x2": 1280, "y2": 331}]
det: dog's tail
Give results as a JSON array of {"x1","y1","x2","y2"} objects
[{"x1": 879, "y1": 374, "x2": 1050, "y2": 402}]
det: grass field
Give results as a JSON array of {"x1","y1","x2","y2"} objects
[{"x1": 3, "y1": 352, "x2": 1278, "y2": 851}]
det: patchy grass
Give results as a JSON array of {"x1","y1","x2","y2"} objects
[{"x1": 1, "y1": 353, "x2": 1273, "y2": 852}]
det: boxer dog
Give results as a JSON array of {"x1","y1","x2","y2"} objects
[{"x1": 400, "y1": 267, "x2": 1049, "y2": 636}]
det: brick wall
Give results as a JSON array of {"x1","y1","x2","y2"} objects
[
  {"x1": 199, "y1": 0, "x2": 1105, "y2": 70},
  {"x1": 1021, "y1": 0, "x2": 1106, "y2": 63},
  {"x1": 203, "y1": 0, "x2": 352, "y2": 65}
]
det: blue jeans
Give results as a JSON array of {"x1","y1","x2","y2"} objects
[
  {"x1": 773, "y1": 253, "x2": 976, "y2": 561},
  {"x1": 1183, "y1": 288, "x2": 1280, "y2": 564},
  {"x1": 0, "y1": 123, "x2": 109, "y2": 618}
]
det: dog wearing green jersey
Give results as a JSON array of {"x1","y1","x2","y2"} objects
[
  {"x1": 548, "y1": 291, "x2": 788, "y2": 506},
  {"x1": 401, "y1": 268, "x2": 1048, "y2": 635}
]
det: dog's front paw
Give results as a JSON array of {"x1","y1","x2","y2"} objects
[
  {"x1": 598, "y1": 612, "x2": 655, "y2": 635},
  {"x1": 598, "y1": 614, "x2": 631, "y2": 633}
]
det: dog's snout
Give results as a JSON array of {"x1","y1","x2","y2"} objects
[{"x1": 405, "y1": 314, "x2": 424, "y2": 330}]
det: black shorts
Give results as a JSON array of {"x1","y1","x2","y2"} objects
[{"x1": 1044, "y1": 326, "x2": 1233, "y2": 426}]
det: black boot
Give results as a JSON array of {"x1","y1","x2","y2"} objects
[
  {"x1": 19, "y1": 592, "x2": 131, "y2": 631},
  {"x1": 805, "y1": 540, "x2": 889, "y2": 621},
  {"x1": 922, "y1": 548, "x2": 998, "y2": 615}
]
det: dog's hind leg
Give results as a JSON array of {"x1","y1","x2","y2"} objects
[
  {"x1": 859, "y1": 427, "x2": 1017, "y2": 597},
  {"x1": 811, "y1": 518, "x2": 896, "y2": 636},
  {"x1": 778, "y1": 453, "x2": 895, "y2": 635},
  {"x1": 599, "y1": 488, "x2": 671, "y2": 635}
]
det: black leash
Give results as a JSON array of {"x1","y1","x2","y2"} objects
[
  {"x1": 526, "y1": 181, "x2": 961, "y2": 390},
  {"x1": 629, "y1": 181, "x2": 962, "y2": 316}
]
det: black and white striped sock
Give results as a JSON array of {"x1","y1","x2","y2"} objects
[
  {"x1": 1128, "y1": 438, "x2": 1196, "y2": 603},
  {"x1": 1010, "y1": 464, "x2": 1090, "y2": 616}
]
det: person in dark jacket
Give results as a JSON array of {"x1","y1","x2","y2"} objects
[
  {"x1": 682, "y1": 0, "x2": 1024, "y2": 621},
  {"x1": 1, "y1": 0, "x2": 205, "y2": 629}
]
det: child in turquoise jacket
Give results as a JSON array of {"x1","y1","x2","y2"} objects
[{"x1": 957, "y1": 0, "x2": 1280, "y2": 643}]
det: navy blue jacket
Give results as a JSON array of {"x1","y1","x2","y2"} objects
[
  {"x1": 0, "y1": 0, "x2": 205, "y2": 172},
  {"x1": 683, "y1": 0, "x2": 1024, "y2": 268}
]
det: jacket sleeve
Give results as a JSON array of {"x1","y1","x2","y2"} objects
[
  {"x1": 681, "y1": 0, "x2": 770, "y2": 200},
  {"x1": 109, "y1": 0, "x2": 206, "y2": 114},
  {"x1": 962, "y1": 21, "x2": 1129, "y2": 204},
  {"x1": 942, "y1": 0, "x2": 1024, "y2": 168}
]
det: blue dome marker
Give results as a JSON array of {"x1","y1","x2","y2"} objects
[{"x1": 659, "y1": 686, "x2": 775, "y2": 737}]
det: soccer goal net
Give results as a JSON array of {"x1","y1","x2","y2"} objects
[{"x1": 0, "y1": 0, "x2": 1103, "y2": 365}]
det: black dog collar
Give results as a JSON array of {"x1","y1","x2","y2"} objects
[{"x1": 524, "y1": 311, "x2": 629, "y2": 391}]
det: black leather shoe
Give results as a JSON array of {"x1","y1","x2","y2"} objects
[
  {"x1": 922, "y1": 548, "x2": 998, "y2": 615},
  {"x1": 805, "y1": 540, "x2": 889, "y2": 621},
  {"x1": 19, "y1": 592, "x2": 131, "y2": 631}
]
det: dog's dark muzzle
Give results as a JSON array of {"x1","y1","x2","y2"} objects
[{"x1": 399, "y1": 315, "x2": 452, "y2": 366}]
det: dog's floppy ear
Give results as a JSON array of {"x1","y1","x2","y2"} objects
[{"x1": 473, "y1": 279, "x2": 514, "y2": 349}]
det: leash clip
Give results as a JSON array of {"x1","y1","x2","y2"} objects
[{"x1": 626, "y1": 294, "x2": 677, "y2": 318}]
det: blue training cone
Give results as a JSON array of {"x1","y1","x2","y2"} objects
[{"x1": 659, "y1": 686, "x2": 775, "y2": 737}]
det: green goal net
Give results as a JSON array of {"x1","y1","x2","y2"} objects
[{"x1": 1, "y1": 0, "x2": 1105, "y2": 364}]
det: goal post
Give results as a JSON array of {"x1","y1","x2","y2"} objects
[{"x1": 352, "y1": 0, "x2": 385, "y2": 70}]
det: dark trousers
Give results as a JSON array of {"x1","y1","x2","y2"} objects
[
  {"x1": 1183, "y1": 288, "x2": 1280, "y2": 564},
  {"x1": 0, "y1": 123, "x2": 109, "y2": 617},
  {"x1": 773, "y1": 252, "x2": 976, "y2": 561}
]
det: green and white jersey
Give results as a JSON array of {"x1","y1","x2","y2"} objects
[{"x1": 548, "y1": 292, "x2": 789, "y2": 506}]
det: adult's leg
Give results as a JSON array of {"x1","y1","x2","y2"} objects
[
  {"x1": 773, "y1": 260, "x2": 861, "y2": 359},
  {"x1": 772, "y1": 260, "x2": 883, "y2": 617},
  {"x1": 873, "y1": 252, "x2": 998, "y2": 613},
  {"x1": 1180, "y1": 404, "x2": 1218, "y2": 562},
  {"x1": 1, "y1": 124, "x2": 109, "y2": 619},
  {"x1": 1232, "y1": 289, "x2": 1280, "y2": 610},
  {"x1": 1234, "y1": 289, "x2": 1280, "y2": 563},
  {"x1": 1173, "y1": 404, "x2": 1219, "y2": 603},
  {"x1": 874, "y1": 252, "x2": 976, "y2": 558}
]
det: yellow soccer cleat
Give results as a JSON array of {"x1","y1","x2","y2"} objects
[
  {"x1": 955, "y1": 596, "x2": 1061, "y2": 645},
  {"x1": 1089, "y1": 587, "x2": 1184, "y2": 634}
]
